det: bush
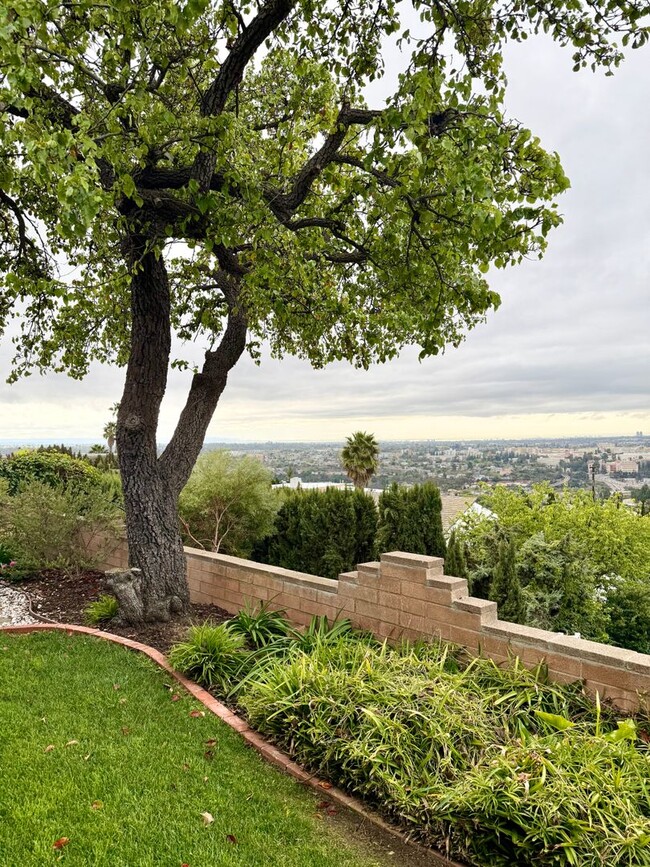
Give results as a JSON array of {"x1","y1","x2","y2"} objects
[
  {"x1": 237, "y1": 637, "x2": 649, "y2": 867},
  {"x1": 376, "y1": 482, "x2": 446, "y2": 557},
  {"x1": 0, "y1": 449, "x2": 101, "y2": 495},
  {"x1": 167, "y1": 623, "x2": 249, "y2": 692},
  {"x1": 0, "y1": 480, "x2": 122, "y2": 575},
  {"x1": 227, "y1": 602, "x2": 292, "y2": 649},
  {"x1": 254, "y1": 488, "x2": 378, "y2": 580},
  {"x1": 605, "y1": 579, "x2": 650, "y2": 654},
  {"x1": 85, "y1": 594, "x2": 119, "y2": 624},
  {"x1": 179, "y1": 450, "x2": 279, "y2": 557}
]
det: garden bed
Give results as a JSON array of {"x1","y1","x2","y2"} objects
[
  {"x1": 9, "y1": 568, "x2": 230, "y2": 653},
  {"x1": 168, "y1": 611, "x2": 650, "y2": 867}
]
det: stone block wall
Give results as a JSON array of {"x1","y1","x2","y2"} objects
[{"x1": 99, "y1": 541, "x2": 650, "y2": 712}]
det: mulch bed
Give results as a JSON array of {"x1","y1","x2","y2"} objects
[{"x1": 18, "y1": 569, "x2": 229, "y2": 654}]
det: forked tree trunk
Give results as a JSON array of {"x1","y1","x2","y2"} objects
[{"x1": 112, "y1": 231, "x2": 247, "y2": 623}]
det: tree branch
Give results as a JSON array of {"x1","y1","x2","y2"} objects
[
  {"x1": 159, "y1": 274, "x2": 247, "y2": 492},
  {"x1": 192, "y1": 0, "x2": 296, "y2": 190}
]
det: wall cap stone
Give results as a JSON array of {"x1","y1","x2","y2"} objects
[
  {"x1": 380, "y1": 552, "x2": 444, "y2": 570},
  {"x1": 454, "y1": 598, "x2": 498, "y2": 621}
]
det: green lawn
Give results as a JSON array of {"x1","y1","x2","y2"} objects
[{"x1": 0, "y1": 632, "x2": 393, "y2": 867}]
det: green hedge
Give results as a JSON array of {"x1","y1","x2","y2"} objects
[
  {"x1": 376, "y1": 482, "x2": 446, "y2": 558},
  {"x1": 0, "y1": 449, "x2": 101, "y2": 494},
  {"x1": 253, "y1": 487, "x2": 377, "y2": 580}
]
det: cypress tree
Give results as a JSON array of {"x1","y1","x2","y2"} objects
[
  {"x1": 445, "y1": 531, "x2": 468, "y2": 580},
  {"x1": 489, "y1": 538, "x2": 525, "y2": 623}
]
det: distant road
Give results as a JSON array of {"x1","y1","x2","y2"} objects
[{"x1": 595, "y1": 474, "x2": 631, "y2": 493}]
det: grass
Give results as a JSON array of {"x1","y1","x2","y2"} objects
[{"x1": 0, "y1": 631, "x2": 404, "y2": 867}]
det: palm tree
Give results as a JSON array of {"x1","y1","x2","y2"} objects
[
  {"x1": 103, "y1": 421, "x2": 116, "y2": 456},
  {"x1": 341, "y1": 431, "x2": 379, "y2": 490},
  {"x1": 89, "y1": 443, "x2": 108, "y2": 455}
]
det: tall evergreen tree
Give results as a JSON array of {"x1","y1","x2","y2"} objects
[
  {"x1": 489, "y1": 537, "x2": 525, "y2": 624},
  {"x1": 445, "y1": 531, "x2": 468, "y2": 580}
]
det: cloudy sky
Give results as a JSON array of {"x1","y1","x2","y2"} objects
[{"x1": 2, "y1": 26, "x2": 649, "y2": 444}]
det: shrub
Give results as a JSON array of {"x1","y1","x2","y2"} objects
[
  {"x1": 227, "y1": 602, "x2": 292, "y2": 649},
  {"x1": 254, "y1": 488, "x2": 378, "y2": 580},
  {"x1": 0, "y1": 480, "x2": 122, "y2": 575},
  {"x1": 605, "y1": 579, "x2": 650, "y2": 654},
  {"x1": 85, "y1": 594, "x2": 119, "y2": 624},
  {"x1": 179, "y1": 450, "x2": 279, "y2": 557},
  {"x1": 168, "y1": 623, "x2": 249, "y2": 692},
  {"x1": 0, "y1": 540, "x2": 13, "y2": 565},
  {"x1": 237, "y1": 638, "x2": 649, "y2": 866},
  {"x1": 0, "y1": 449, "x2": 101, "y2": 495},
  {"x1": 376, "y1": 482, "x2": 446, "y2": 558}
]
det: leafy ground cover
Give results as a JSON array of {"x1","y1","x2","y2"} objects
[
  {"x1": 170, "y1": 613, "x2": 650, "y2": 867},
  {"x1": 0, "y1": 631, "x2": 429, "y2": 867}
]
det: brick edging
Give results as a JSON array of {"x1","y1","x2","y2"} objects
[{"x1": 1, "y1": 623, "x2": 463, "y2": 867}]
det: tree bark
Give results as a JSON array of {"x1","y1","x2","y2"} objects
[{"x1": 114, "y1": 235, "x2": 247, "y2": 623}]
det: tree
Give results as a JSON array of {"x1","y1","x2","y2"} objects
[
  {"x1": 489, "y1": 537, "x2": 525, "y2": 624},
  {"x1": 89, "y1": 443, "x2": 108, "y2": 455},
  {"x1": 253, "y1": 487, "x2": 378, "y2": 580},
  {"x1": 632, "y1": 484, "x2": 650, "y2": 517},
  {"x1": 445, "y1": 530, "x2": 468, "y2": 580},
  {"x1": 178, "y1": 450, "x2": 278, "y2": 557},
  {"x1": 341, "y1": 432, "x2": 380, "y2": 490},
  {"x1": 1, "y1": 2, "x2": 647, "y2": 621},
  {"x1": 103, "y1": 422, "x2": 117, "y2": 458}
]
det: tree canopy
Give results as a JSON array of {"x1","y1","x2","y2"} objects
[{"x1": 3, "y1": 0, "x2": 647, "y2": 382}]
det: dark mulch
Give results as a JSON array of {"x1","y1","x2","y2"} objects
[{"x1": 17, "y1": 569, "x2": 229, "y2": 654}]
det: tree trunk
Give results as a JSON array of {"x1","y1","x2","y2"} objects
[
  {"x1": 113, "y1": 232, "x2": 247, "y2": 623},
  {"x1": 118, "y1": 468, "x2": 189, "y2": 621}
]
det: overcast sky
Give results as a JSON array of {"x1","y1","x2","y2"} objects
[{"x1": 2, "y1": 28, "x2": 649, "y2": 443}]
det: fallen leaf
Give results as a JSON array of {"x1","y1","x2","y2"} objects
[
  {"x1": 83, "y1": 754, "x2": 91, "y2": 761},
  {"x1": 65, "y1": 740, "x2": 79, "y2": 747},
  {"x1": 113, "y1": 684, "x2": 120, "y2": 691},
  {"x1": 205, "y1": 738, "x2": 217, "y2": 747},
  {"x1": 201, "y1": 812, "x2": 214, "y2": 826},
  {"x1": 203, "y1": 776, "x2": 208, "y2": 783},
  {"x1": 121, "y1": 727, "x2": 131, "y2": 736},
  {"x1": 182, "y1": 763, "x2": 190, "y2": 771},
  {"x1": 326, "y1": 807, "x2": 337, "y2": 816},
  {"x1": 317, "y1": 801, "x2": 330, "y2": 810},
  {"x1": 226, "y1": 834, "x2": 238, "y2": 845},
  {"x1": 52, "y1": 837, "x2": 69, "y2": 850},
  {"x1": 118, "y1": 697, "x2": 127, "y2": 705},
  {"x1": 91, "y1": 800, "x2": 103, "y2": 810},
  {"x1": 204, "y1": 750, "x2": 214, "y2": 761},
  {"x1": 189, "y1": 710, "x2": 205, "y2": 718},
  {"x1": 44, "y1": 744, "x2": 55, "y2": 753},
  {"x1": 181, "y1": 863, "x2": 190, "y2": 866},
  {"x1": 318, "y1": 781, "x2": 332, "y2": 790},
  {"x1": 171, "y1": 694, "x2": 180, "y2": 702},
  {"x1": 640, "y1": 729, "x2": 650, "y2": 744}
]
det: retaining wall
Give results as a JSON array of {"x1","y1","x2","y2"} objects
[{"x1": 100, "y1": 539, "x2": 650, "y2": 712}]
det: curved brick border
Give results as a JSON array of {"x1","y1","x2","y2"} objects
[{"x1": 1, "y1": 622, "x2": 463, "y2": 867}]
